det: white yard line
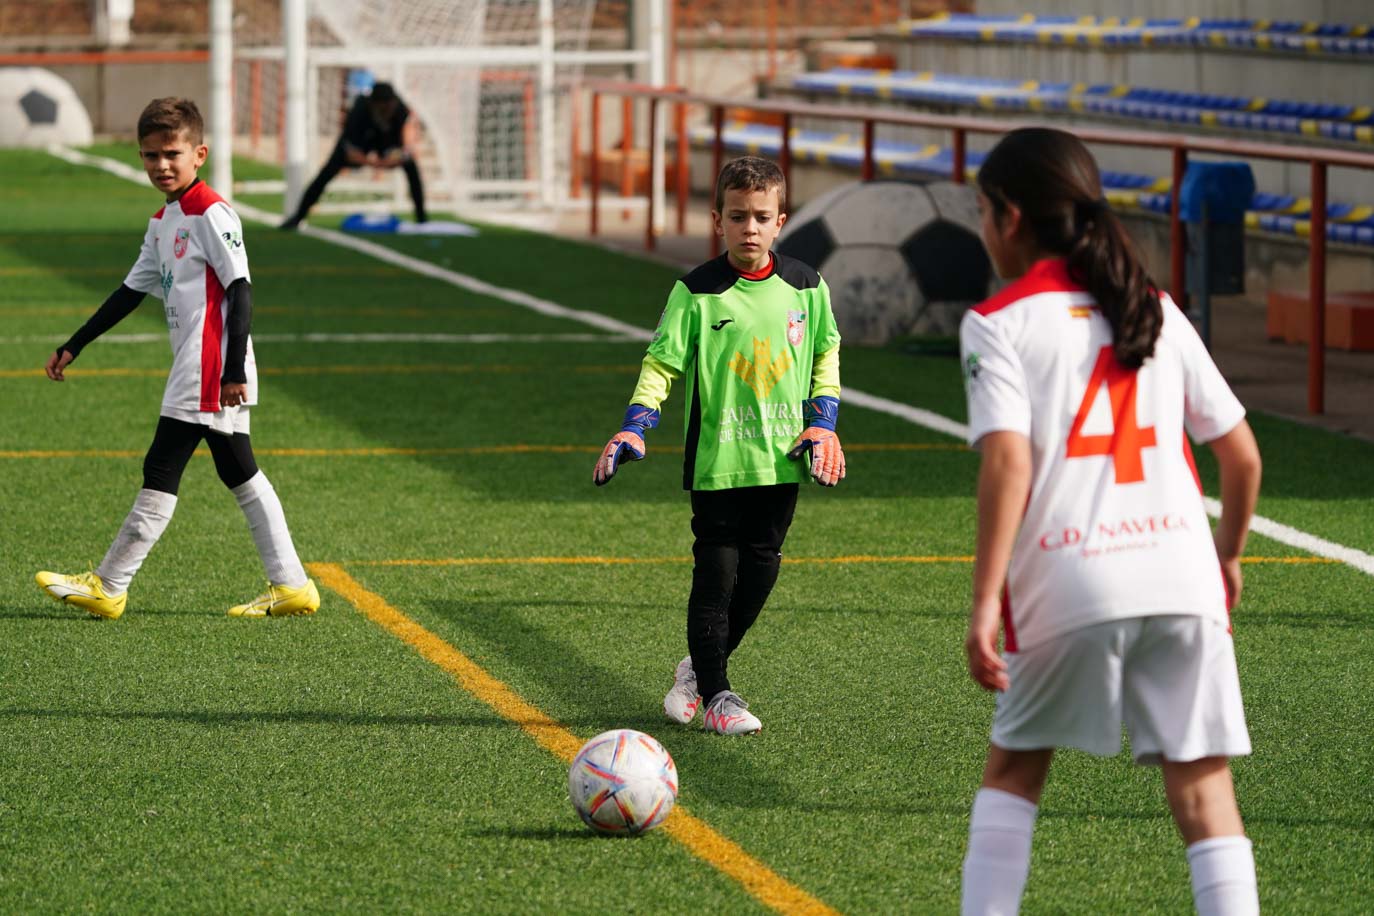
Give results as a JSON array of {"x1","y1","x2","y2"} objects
[{"x1": 51, "y1": 146, "x2": 1374, "y2": 576}]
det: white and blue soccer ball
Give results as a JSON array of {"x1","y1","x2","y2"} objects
[
  {"x1": 568, "y1": 729, "x2": 678, "y2": 836},
  {"x1": 0, "y1": 68, "x2": 93, "y2": 148}
]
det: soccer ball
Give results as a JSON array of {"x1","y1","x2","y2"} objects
[
  {"x1": 568, "y1": 729, "x2": 678, "y2": 836},
  {"x1": 0, "y1": 68, "x2": 93, "y2": 148},
  {"x1": 775, "y1": 179, "x2": 994, "y2": 345}
]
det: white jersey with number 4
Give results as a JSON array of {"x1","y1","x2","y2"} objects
[
  {"x1": 122, "y1": 180, "x2": 257, "y2": 428},
  {"x1": 959, "y1": 258, "x2": 1245, "y2": 652}
]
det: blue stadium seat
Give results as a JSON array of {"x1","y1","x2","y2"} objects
[{"x1": 905, "y1": 13, "x2": 1374, "y2": 58}]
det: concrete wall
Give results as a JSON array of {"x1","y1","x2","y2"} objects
[
  {"x1": 42, "y1": 61, "x2": 208, "y2": 136},
  {"x1": 975, "y1": 1, "x2": 1372, "y2": 23}
]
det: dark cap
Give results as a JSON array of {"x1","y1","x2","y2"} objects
[{"x1": 370, "y1": 82, "x2": 397, "y2": 103}]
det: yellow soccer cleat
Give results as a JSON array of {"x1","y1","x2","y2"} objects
[
  {"x1": 227, "y1": 579, "x2": 321, "y2": 618},
  {"x1": 35, "y1": 570, "x2": 128, "y2": 620}
]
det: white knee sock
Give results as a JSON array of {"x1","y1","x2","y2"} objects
[
  {"x1": 96, "y1": 488, "x2": 178, "y2": 594},
  {"x1": 231, "y1": 472, "x2": 307, "y2": 587},
  {"x1": 1187, "y1": 836, "x2": 1259, "y2": 916},
  {"x1": 961, "y1": 788, "x2": 1038, "y2": 916}
]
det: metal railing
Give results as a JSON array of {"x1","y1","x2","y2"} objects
[{"x1": 575, "y1": 78, "x2": 1374, "y2": 415}]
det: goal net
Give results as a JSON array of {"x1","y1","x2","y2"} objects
[{"x1": 232, "y1": 0, "x2": 641, "y2": 216}]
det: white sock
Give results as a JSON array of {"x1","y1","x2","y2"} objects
[
  {"x1": 961, "y1": 788, "x2": 1038, "y2": 916},
  {"x1": 1188, "y1": 836, "x2": 1259, "y2": 916},
  {"x1": 96, "y1": 488, "x2": 178, "y2": 594},
  {"x1": 231, "y1": 472, "x2": 307, "y2": 587}
]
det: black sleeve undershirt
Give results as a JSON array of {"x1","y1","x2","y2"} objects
[
  {"x1": 221, "y1": 278, "x2": 253, "y2": 385},
  {"x1": 59, "y1": 284, "x2": 145, "y2": 359}
]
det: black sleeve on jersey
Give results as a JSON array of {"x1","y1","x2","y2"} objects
[
  {"x1": 680, "y1": 254, "x2": 740, "y2": 295},
  {"x1": 772, "y1": 254, "x2": 822, "y2": 291},
  {"x1": 60, "y1": 284, "x2": 146, "y2": 359},
  {"x1": 221, "y1": 279, "x2": 253, "y2": 385}
]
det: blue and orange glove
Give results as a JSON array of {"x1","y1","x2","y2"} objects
[
  {"x1": 594, "y1": 404, "x2": 660, "y2": 486},
  {"x1": 787, "y1": 396, "x2": 845, "y2": 487}
]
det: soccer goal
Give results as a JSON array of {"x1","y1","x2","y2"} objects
[{"x1": 225, "y1": 0, "x2": 663, "y2": 218}]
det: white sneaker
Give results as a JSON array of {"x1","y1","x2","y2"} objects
[
  {"x1": 663, "y1": 655, "x2": 701, "y2": 724},
  {"x1": 703, "y1": 690, "x2": 761, "y2": 735}
]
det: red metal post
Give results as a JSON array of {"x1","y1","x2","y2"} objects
[
  {"x1": 569, "y1": 87, "x2": 582, "y2": 199},
  {"x1": 590, "y1": 92, "x2": 601, "y2": 237},
  {"x1": 780, "y1": 112, "x2": 792, "y2": 190},
  {"x1": 621, "y1": 96, "x2": 634, "y2": 220},
  {"x1": 951, "y1": 127, "x2": 966, "y2": 184},
  {"x1": 249, "y1": 60, "x2": 262, "y2": 154},
  {"x1": 861, "y1": 119, "x2": 875, "y2": 181},
  {"x1": 675, "y1": 100, "x2": 689, "y2": 235},
  {"x1": 1170, "y1": 146, "x2": 1187, "y2": 304},
  {"x1": 1309, "y1": 161, "x2": 1328, "y2": 414},
  {"x1": 711, "y1": 105, "x2": 724, "y2": 259},
  {"x1": 647, "y1": 96, "x2": 658, "y2": 251}
]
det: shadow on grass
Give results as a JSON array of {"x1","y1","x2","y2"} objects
[
  {"x1": 423, "y1": 596, "x2": 802, "y2": 810},
  {"x1": 465, "y1": 825, "x2": 608, "y2": 841}
]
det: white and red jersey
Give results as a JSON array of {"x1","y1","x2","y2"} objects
[
  {"x1": 959, "y1": 258, "x2": 1245, "y2": 652},
  {"x1": 123, "y1": 180, "x2": 257, "y2": 426}
]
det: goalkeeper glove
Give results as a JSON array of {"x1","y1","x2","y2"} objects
[
  {"x1": 787, "y1": 395, "x2": 845, "y2": 487},
  {"x1": 594, "y1": 404, "x2": 660, "y2": 486}
]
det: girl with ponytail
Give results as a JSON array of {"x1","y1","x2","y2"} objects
[{"x1": 956, "y1": 128, "x2": 1263, "y2": 916}]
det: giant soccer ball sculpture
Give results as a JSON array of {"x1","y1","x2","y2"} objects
[
  {"x1": 0, "y1": 68, "x2": 94, "y2": 148},
  {"x1": 568, "y1": 729, "x2": 678, "y2": 836},
  {"x1": 776, "y1": 180, "x2": 993, "y2": 345}
]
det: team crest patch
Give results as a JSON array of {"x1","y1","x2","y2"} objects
[
  {"x1": 786, "y1": 310, "x2": 806, "y2": 347},
  {"x1": 173, "y1": 228, "x2": 190, "y2": 259}
]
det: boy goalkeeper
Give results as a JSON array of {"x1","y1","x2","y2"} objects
[{"x1": 593, "y1": 156, "x2": 844, "y2": 735}]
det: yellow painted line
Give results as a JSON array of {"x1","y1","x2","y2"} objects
[
  {"x1": 308, "y1": 562, "x2": 839, "y2": 916},
  {"x1": 0, "y1": 262, "x2": 410, "y2": 278},
  {"x1": 359, "y1": 560, "x2": 972, "y2": 565},
  {"x1": 0, "y1": 363, "x2": 634, "y2": 379},
  {"x1": 1242, "y1": 556, "x2": 1340, "y2": 565},
  {"x1": 354, "y1": 554, "x2": 1335, "y2": 568},
  {"x1": 0, "y1": 442, "x2": 968, "y2": 460},
  {"x1": 0, "y1": 445, "x2": 600, "y2": 460}
]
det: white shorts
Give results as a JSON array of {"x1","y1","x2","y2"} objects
[{"x1": 991, "y1": 615, "x2": 1251, "y2": 765}]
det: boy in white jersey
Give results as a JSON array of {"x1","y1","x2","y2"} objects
[
  {"x1": 35, "y1": 97, "x2": 319, "y2": 620},
  {"x1": 957, "y1": 129, "x2": 1262, "y2": 916}
]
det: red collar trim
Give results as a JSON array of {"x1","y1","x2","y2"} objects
[
  {"x1": 973, "y1": 258, "x2": 1085, "y2": 316},
  {"x1": 734, "y1": 252, "x2": 774, "y2": 281}
]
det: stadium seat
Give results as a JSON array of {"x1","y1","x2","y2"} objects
[{"x1": 906, "y1": 14, "x2": 1374, "y2": 57}]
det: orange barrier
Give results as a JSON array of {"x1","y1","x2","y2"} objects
[{"x1": 1269, "y1": 290, "x2": 1374, "y2": 351}]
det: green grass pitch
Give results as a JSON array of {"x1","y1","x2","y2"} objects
[{"x1": 1, "y1": 147, "x2": 1371, "y2": 913}]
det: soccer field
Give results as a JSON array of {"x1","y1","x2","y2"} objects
[{"x1": 2, "y1": 146, "x2": 1372, "y2": 913}]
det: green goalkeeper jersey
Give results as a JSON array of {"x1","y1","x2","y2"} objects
[{"x1": 647, "y1": 253, "x2": 841, "y2": 491}]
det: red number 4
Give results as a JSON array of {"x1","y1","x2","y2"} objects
[{"x1": 1066, "y1": 346, "x2": 1157, "y2": 484}]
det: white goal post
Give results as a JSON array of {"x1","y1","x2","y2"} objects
[{"x1": 215, "y1": 0, "x2": 666, "y2": 221}]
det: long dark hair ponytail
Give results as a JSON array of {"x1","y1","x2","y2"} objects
[{"x1": 977, "y1": 127, "x2": 1162, "y2": 369}]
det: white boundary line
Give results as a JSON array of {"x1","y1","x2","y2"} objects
[{"x1": 49, "y1": 146, "x2": 1374, "y2": 577}]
